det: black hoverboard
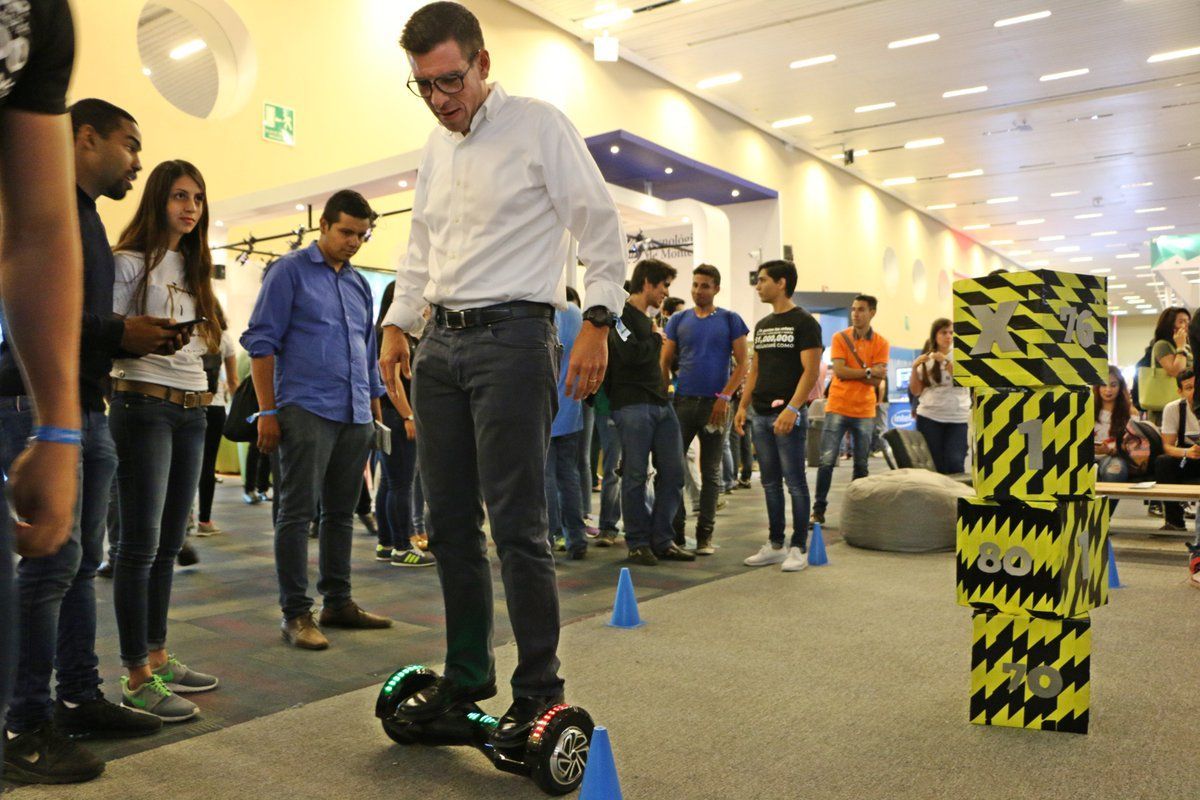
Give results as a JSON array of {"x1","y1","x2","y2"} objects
[{"x1": 375, "y1": 665, "x2": 595, "y2": 795}]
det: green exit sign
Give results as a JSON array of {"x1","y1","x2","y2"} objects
[{"x1": 262, "y1": 102, "x2": 295, "y2": 146}]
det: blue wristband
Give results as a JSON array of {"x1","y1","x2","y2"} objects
[
  {"x1": 786, "y1": 404, "x2": 803, "y2": 417},
  {"x1": 248, "y1": 409, "x2": 278, "y2": 423},
  {"x1": 30, "y1": 425, "x2": 83, "y2": 446}
]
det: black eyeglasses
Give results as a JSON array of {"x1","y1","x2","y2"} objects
[{"x1": 406, "y1": 50, "x2": 480, "y2": 99}]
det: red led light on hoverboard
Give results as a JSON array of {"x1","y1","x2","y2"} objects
[{"x1": 528, "y1": 704, "x2": 569, "y2": 744}]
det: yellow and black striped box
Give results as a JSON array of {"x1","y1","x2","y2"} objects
[
  {"x1": 972, "y1": 387, "x2": 1096, "y2": 499},
  {"x1": 970, "y1": 610, "x2": 1090, "y2": 734},
  {"x1": 956, "y1": 496, "x2": 1109, "y2": 617},
  {"x1": 952, "y1": 270, "x2": 1107, "y2": 388}
]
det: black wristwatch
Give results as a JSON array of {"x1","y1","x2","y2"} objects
[{"x1": 582, "y1": 306, "x2": 616, "y2": 328}]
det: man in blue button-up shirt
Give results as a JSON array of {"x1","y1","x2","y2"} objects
[{"x1": 242, "y1": 190, "x2": 393, "y2": 650}]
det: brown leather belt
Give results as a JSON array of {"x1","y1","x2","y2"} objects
[{"x1": 112, "y1": 378, "x2": 214, "y2": 408}]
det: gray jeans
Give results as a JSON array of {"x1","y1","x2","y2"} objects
[
  {"x1": 413, "y1": 314, "x2": 562, "y2": 697},
  {"x1": 274, "y1": 405, "x2": 373, "y2": 620}
]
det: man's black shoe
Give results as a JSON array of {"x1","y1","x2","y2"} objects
[
  {"x1": 177, "y1": 541, "x2": 199, "y2": 567},
  {"x1": 655, "y1": 543, "x2": 696, "y2": 562},
  {"x1": 2, "y1": 723, "x2": 104, "y2": 784},
  {"x1": 490, "y1": 695, "x2": 565, "y2": 749},
  {"x1": 625, "y1": 546, "x2": 657, "y2": 566},
  {"x1": 811, "y1": 510, "x2": 826, "y2": 526},
  {"x1": 54, "y1": 696, "x2": 162, "y2": 739},
  {"x1": 396, "y1": 676, "x2": 497, "y2": 722},
  {"x1": 568, "y1": 547, "x2": 587, "y2": 561}
]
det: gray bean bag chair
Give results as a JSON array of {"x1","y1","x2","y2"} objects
[{"x1": 840, "y1": 468, "x2": 974, "y2": 552}]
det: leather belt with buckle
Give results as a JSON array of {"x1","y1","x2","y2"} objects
[
  {"x1": 112, "y1": 378, "x2": 214, "y2": 408},
  {"x1": 433, "y1": 301, "x2": 555, "y2": 330}
]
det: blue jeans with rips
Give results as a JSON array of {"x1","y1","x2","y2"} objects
[
  {"x1": 750, "y1": 408, "x2": 811, "y2": 550},
  {"x1": 813, "y1": 411, "x2": 875, "y2": 517}
]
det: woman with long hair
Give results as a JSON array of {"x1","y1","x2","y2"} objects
[
  {"x1": 908, "y1": 317, "x2": 970, "y2": 474},
  {"x1": 109, "y1": 160, "x2": 220, "y2": 721},
  {"x1": 1143, "y1": 306, "x2": 1192, "y2": 424},
  {"x1": 1094, "y1": 364, "x2": 1134, "y2": 482}
]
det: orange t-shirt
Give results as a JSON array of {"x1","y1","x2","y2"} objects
[{"x1": 826, "y1": 328, "x2": 889, "y2": 419}]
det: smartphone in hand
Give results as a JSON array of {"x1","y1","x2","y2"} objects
[{"x1": 170, "y1": 317, "x2": 207, "y2": 331}]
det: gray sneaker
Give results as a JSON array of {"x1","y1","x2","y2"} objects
[
  {"x1": 121, "y1": 675, "x2": 198, "y2": 722},
  {"x1": 391, "y1": 547, "x2": 436, "y2": 567},
  {"x1": 153, "y1": 656, "x2": 219, "y2": 694}
]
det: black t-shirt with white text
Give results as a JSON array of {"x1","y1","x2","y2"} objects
[
  {"x1": 0, "y1": 0, "x2": 75, "y2": 114},
  {"x1": 751, "y1": 306, "x2": 823, "y2": 415}
]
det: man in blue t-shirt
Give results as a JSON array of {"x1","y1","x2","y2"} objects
[
  {"x1": 546, "y1": 298, "x2": 586, "y2": 559},
  {"x1": 660, "y1": 265, "x2": 749, "y2": 554}
]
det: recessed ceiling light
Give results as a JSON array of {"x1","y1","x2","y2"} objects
[
  {"x1": 1040, "y1": 68, "x2": 1089, "y2": 81},
  {"x1": 398, "y1": 180, "x2": 409, "y2": 188},
  {"x1": 1148, "y1": 225, "x2": 1176, "y2": 231},
  {"x1": 995, "y1": 10, "x2": 1052, "y2": 27},
  {"x1": 1122, "y1": 181, "x2": 1153, "y2": 188},
  {"x1": 1108, "y1": 283, "x2": 1127, "y2": 288},
  {"x1": 989, "y1": 239, "x2": 1014, "y2": 245},
  {"x1": 1091, "y1": 269, "x2": 1112, "y2": 274},
  {"x1": 790, "y1": 54, "x2": 837, "y2": 69},
  {"x1": 905, "y1": 137, "x2": 944, "y2": 149},
  {"x1": 1040, "y1": 235, "x2": 1066, "y2": 241},
  {"x1": 141, "y1": 66, "x2": 152, "y2": 76},
  {"x1": 1017, "y1": 218, "x2": 1045, "y2": 226},
  {"x1": 1147, "y1": 46, "x2": 1200, "y2": 63},
  {"x1": 1112, "y1": 310, "x2": 1128, "y2": 315},
  {"x1": 1051, "y1": 190, "x2": 1080, "y2": 197},
  {"x1": 169, "y1": 39, "x2": 207, "y2": 60},
  {"x1": 1027, "y1": 260, "x2": 1050, "y2": 267},
  {"x1": 1136, "y1": 206, "x2": 1166, "y2": 213},
  {"x1": 1069, "y1": 256, "x2": 1093, "y2": 262},
  {"x1": 682, "y1": 216, "x2": 690, "y2": 223},
  {"x1": 963, "y1": 224, "x2": 990, "y2": 231},
  {"x1": 1133, "y1": 263, "x2": 1152, "y2": 270},
  {"x1": 664, "y1": 167, "x2": 674, "y2": 174},
  {"x1": 943, "y1": 85, "x2": 988, "y2": 98},
  {"x1": 855, "y1": 102, "x2": 896, "y2": 113},
  {"x1": 987, "y1": 196, "x2": 1019, "y2": 204},
  {"x1": 731, "y1": 189, "x2": 741, "y2": 197},
  {"x1": 948, "y1": 169, "x2": 983, "y2": 178},
  {"x1": 1116, "y1": 253, "x2": 1141, "y2": 259},
  {"x1": 582, "y1": 8, "x2": 633, "y2": 29},
  {"x1": 1074, "y1": 213, "x2": 1103, "y2": 219},
  {"x1": 883, "y1": 176, "x2": 916, "y2": 186},
  {"x1": 1104, "y1": 242, "x2": 1130, "y2": 248},
  {"x1": 926, "y1": 203, "x2": 957, "y2": 210},
  {"x1": 697, "y1": 72, "x2": 742, "y2": 89},
  {"x1": 1091, "y1": 231, "x2": 1118, "y2": 237},
  {"x1": 771, "y1": 115, "x2": 813, "y2": 128},
  {"x1": 214, "y1": 220, "x2": 224, "y2": 227},
  {"x1": 294, "y1": 203, "x2": 305, "y2": 211},
  {"x1": 1055, "y1": 245, "x2": 1081, "y2": 252},
  {"x1": 889, "y1": 33, "x2": 940, "y2": 49},
  {"x1": 610, "y1": 145, "x2": 620, "y2": 154}
]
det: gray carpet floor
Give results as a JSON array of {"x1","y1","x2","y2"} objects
[{"x1": 13, "y1": 538, "x2": 1196, "y2": 799}]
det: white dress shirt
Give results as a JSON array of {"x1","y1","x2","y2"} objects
[{"x1": 385, "y1": 83, "x2": 627, "y2": 334}]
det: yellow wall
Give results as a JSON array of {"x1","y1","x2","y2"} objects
[{"x1": 72, "y1": 0, "x2": 1015, "y2": 348}]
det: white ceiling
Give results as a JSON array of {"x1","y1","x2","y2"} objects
[
  {"x1": 511, "y1": 0, "x2": 1200, "y2": 315},
  {"x1": 137, "y1": 3, "x2": 219, "y2": 118}
]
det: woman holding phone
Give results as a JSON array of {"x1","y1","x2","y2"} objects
[{"x1": 109, "y1": 160, "x2": 220, "y2": 721}]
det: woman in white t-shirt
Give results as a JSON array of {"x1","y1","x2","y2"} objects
[
  {"x1": 108, "y1": 160, "x2": 222, "y2": 721},
  {"x1": 909, "y1": 318, "x2": 970, "y2": 474},
  {"x1": 1154, "y1": 369, "x2": 1200, "y2": 531}
]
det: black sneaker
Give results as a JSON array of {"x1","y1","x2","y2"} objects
[
  {"x1": 626, "y1": 546, "x2": 658, "y2": 566},
  {"x1": 655, "y1": 543, "x2": 696, "y2": 562},
  {"x1": 2, "y1": 723, "x2": 104, "y2": 784},
  {"x1": 176, "y1": 541, "x2": 199, "y2": 567},
  {"x1": 53, "y1": 696, "x2": 162, "y2": 739}
]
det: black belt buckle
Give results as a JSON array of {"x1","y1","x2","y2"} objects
[{"x1": 442, "y1": 309, "x2": 470, "y2": 330}]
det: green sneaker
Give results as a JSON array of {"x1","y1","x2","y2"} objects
[
  {"x1": 553, "y1": 536, "x2": 566, "y2": 552},
  {"x1": 121, "y1": 675, "x2": 197, "y2": 723},
  {"x1": 153, "y1": 656, "x2": 219, "y2": 694},
  {"x1": 375, "y1": 544, "x2": 392, "y2": 562},
  {"x1": 391, "y1": 547, "x2": 435, "y2": 567}
]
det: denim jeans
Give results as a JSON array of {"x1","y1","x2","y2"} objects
[
  {"x1": 730, "y1": 424, "x2": 753, "y2": 480},
  {"x1": 0, "y1": 403, "x2": 117, "y2": 732},
  {"x1": 109, "y1": 393, "x2": 206, "y2": 668},
  {"x1": 274, "y1": 404, "x2": 373, "y2": 621},
  {"x1": 750, "y1": 408, "x2": 811, "y2": 550},
  {"x1": 813, "y1": 411, "x2": 876, "y2": 516},
  {"x1": 671, "y1": 396, "x2": 726, "y2": 543},
  {"x1": 594, "y1": 412, "x2": 622, "y2": 533},
  {"x1": 546, "y1": 431, "x2": 586, "y2": 553},
  {"x1": 411, "y1": 469, "x2": 427, "y2": 535},
  {"x1": 413, "y1": 314, "x2": 563, "y2": 696},
  {"x1": 0, "y1": 486, "x2": 12, "y2": 761},
  {"x1": 376, "y1": 404, "x2": 417, "y2": 551},
  {"x1": 612, "y1": 403, "x2": 684, "y2": 551},
  {"x1": 915, "y1": 416, "x2": 968, "y2": 475},
  {"x1": 577, "y1": 404, "x2": 594, "y2": 518}
]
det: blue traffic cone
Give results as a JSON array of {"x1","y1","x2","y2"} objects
[
  {"x1": 607, "y1": 567, "x2": 644, "y2": 628},
  {"x1": 1107, "y1": 538, "x2": 1124, "y2": 589},
  {"x1": 808, "y1": 523, "x2": 829, "y2": 566},
  {"x1": 579, "y1": 726, "x2": 623, "y2": 800}
]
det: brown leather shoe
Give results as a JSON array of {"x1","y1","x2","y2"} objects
[
  {"x1": 318, "y1": 600, "x2": 393, "y2": 629},
  {"x1": 281, "y1": 612, "x2": 329, "y2": 650}
]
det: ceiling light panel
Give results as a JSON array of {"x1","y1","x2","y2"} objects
[
  {"x1": 790, "y1": 54, "x2": 836, "y2": 69},
  {"x1": 888, "y1": 33, "x2": 940, "y2": 49},
  {"x1": 995, "y1": 10, "x2": 1052, "y2": 27}
]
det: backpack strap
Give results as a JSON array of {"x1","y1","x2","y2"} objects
[{"x1": 838, "y1": 330, "x2": 867, "y2": 369}]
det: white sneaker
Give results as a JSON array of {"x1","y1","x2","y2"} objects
[
  {"x1": 744, "y1": 544, "x2": 786, "y2": 566},
  {"x1": 781, "y1": 547, "x2": 808, "y2": 572}
]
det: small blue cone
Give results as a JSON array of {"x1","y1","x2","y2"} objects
[
  {"x1": 808, "y1": 523, "x2": 829, "y2": 566},
  {"x1": 579, "y1": 726, "x2": 623, "y2": 800},
  {"x1": 606, "y1": 567, "x2": 644, "y2": 628},
  {"x1": 1107, "y1": 538, "x2": 1124, "y2": 589}
]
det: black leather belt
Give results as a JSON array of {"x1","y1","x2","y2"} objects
[{"x1": 432, "y1": 301, "x2": 554, "y2": 330}]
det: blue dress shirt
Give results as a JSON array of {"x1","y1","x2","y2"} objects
[{"x1": 241, "y1": 242, "x2": 385, "y2": 424}]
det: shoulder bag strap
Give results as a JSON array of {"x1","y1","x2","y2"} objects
[{"x1": 838, "y1": 330, "x2": 867, "y2": 369}]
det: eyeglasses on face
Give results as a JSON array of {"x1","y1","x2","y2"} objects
[{"x1": 406, "y1": 50, "x2": 481, "y2": 98}]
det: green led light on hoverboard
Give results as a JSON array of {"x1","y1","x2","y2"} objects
[
  {"x1": 467, "y1": 711, "x2": 499, "y2": 726},
  {"x1": 382, "y1": 665, "x2": 426, "y2": 695}
]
